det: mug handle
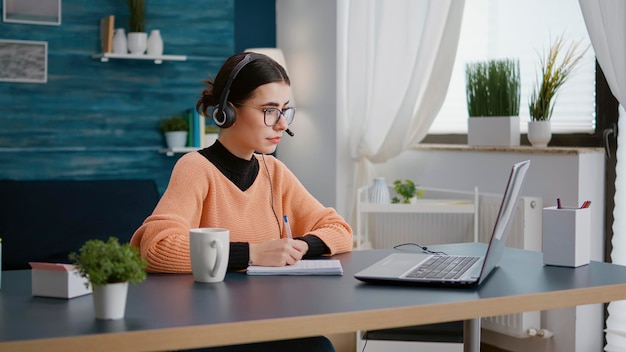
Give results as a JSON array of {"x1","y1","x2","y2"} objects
[{"x1": 209, "y1": 239, "x2": 222, "y2": 277}]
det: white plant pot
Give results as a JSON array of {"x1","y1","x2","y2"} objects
[
  {"x1": 92, "y1": 282, "x2": 128, "y2": 320},
  {"x1": 527, "y1": 121, "x2": 552, "y2": 147},
  {"x1": 204, "y1": 133, "x2": 218, "y2": 147},
  {"x1": 467, "y1": 116, "x2": 520, "y2": 146},
  {"x1": 164, "y1": 131, "x2": 188, "y2": 149},
  {"x1": 127, "y1": 32, "x2": 147, "y2": 55}
]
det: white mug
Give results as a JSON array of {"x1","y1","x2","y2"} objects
[{"x1": 189, "y1": 228, "x2": 230, "y2": 283}]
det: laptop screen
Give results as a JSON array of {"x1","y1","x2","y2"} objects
[{"x1": 477, "y1": 160, "x2": 530, "y2": 285}]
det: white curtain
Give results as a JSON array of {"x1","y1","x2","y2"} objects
[
  {"x1": 578, "y1": 1, "x2": 626, "y2": 350},
  {"x1": 337, "y1": 0, "x2": 465, "y2": 240}
]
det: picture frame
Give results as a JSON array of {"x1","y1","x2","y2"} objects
[
  {"x1": 2, "y1": 0, "x2": 61, "y2": 26},
  {"x1": 0, "y1": 40, "x2": 48, "y2": 83}
]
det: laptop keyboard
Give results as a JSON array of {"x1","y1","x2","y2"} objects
[{"x1": 405, "y1": 255, "x2": 480, "y2": 280}]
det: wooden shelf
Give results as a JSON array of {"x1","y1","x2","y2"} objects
[{"x1": 93, "y1": 53, "x2": 187, "y2": 64}]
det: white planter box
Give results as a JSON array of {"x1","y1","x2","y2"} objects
[{"x1": 467, "y1": 116, "x2": 520, "y2": 146}]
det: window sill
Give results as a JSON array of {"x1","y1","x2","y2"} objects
[{"x1": 413, "y1": 143, "x2": 604, "y2": 155}]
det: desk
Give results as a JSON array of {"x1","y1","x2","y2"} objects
[{"x1": 2, "y1": 243, "x2": 626, "y2": 352}]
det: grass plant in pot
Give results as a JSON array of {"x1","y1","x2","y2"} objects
[
  {"x1": 528, "y1": 35, "x2": 589, "y2": 147},
  {"x1": 69, "y1": 237, "x2": 147, "y2": 320},
  {"x1": 466, "y1": 58, "x2": 521, "y2": 146},
  {"x1": 160, "y1": 114, "x2": 189, "y2": 149},
  {"x1": 126, "y1": 0, "x2": 146, "y2": 55}
]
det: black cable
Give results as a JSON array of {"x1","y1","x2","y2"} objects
[
  {"x1": 393, "y1": 243, "x2": 447, "y2": 255},
  {"x1": 261, "y1": 154, "x2": 282, "y2": 238}
]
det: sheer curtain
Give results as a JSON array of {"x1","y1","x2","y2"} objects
[
  {"x1": 337, "y1": 0, "x2": 465, "y2": 237},
  {"x1": 578, "y1": 1, "x2": 626, "y2": 350}
]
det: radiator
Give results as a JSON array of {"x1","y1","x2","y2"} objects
[{"x1": 367, "y1": 189, "x2": 543, "y2": 338}]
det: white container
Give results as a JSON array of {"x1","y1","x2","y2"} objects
[
  {"x1": 368, "y1": 177, "x2": 391, "y2": 204},
  {"x1": 542, "y1": 206, "x2": 590, "y2": 267},
  {"x1": 528, "y1": 121, "x2": 552, "y2": 147},
  {"x1": 30, "y1": 262, "x2": 92, "y2": 299},
  {"x1": 467, "y1": 116, "x2": 520, "y2": 146},
  {"x1": 93, "y1": 282, "x2": 128, "y2": 320},
  {"x1": 112, "y1": 28, "x2": 127, "y2": 54},
  {"x1": 147, "y1": 29, "x2": 164, "y2": 56},
  {"x1": 127, "y1": 32, "x2": 147, "y2": 55}
]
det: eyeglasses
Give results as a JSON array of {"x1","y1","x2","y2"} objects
[{"x1": 238, "y1": 105, "x2": 296, "y2": 126}]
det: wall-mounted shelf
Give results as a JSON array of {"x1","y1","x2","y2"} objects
[
  {"x1": 92, "y1": 53, "x2": 187, "y2": 64},
  {"x1": 159, "y1": 147, "x2": 199, "y2": 156}
]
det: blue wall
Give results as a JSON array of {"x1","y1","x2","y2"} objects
[{"x1": 0, "y1": 0, "x2": 275, "y2": 194}]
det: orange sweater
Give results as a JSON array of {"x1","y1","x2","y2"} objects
[{"x1": 131, "y1": 152, "x2": 353, "y2": 273}]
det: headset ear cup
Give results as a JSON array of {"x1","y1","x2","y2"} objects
[{"x1": 213, "y1": 103, "x2": 235, "y2": 128}]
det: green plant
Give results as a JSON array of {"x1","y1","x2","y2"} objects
[
  {"x1": 159, "y1": 115, "x2": 189, "y2": 132},
  {"x1": 126, "y1": 0, "x2": 145, "y2": 33},
  {"x1": 529, "y1": 34, "x2": 589, "y2": 121},
  {"x1": 466, "y1": 58, "x2": 520, "y2": 117},
  {"x1": 391, "y1": 179, "x2": 424, "y2": 204},
  {"x1": 69, "y1": 237, "x2": 147, "y2": 288}
]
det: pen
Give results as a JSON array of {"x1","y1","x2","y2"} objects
[
  {"x1": 283, "y1": 215, "x2": 293, "y2": 239},
  {"x1": 581, "y1": 200, "x2": 591, "y2": 209},
  {"x1": 557, "y1": 198, "x2": 562, "y2": 209}
]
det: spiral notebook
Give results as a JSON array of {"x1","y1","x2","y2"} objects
[{"x1": 247, "y1": 259, "x2": 343, "y2": 276}]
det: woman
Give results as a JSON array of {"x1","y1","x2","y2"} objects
[{"x1": 131, "y1": 52, "x2": 353, "y2": 351}]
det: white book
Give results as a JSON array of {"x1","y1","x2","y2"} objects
[{"x1": 246, "y1": 259, "x2": 343, "y2": 276}]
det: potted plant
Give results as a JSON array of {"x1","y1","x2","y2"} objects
[
  {"x1": 69, "y1": 237, "x2": 147, "y2": 320},
  {"x1": 204, "y1": 124, "x2": 220, "y2": 147},
  {"x1": 466, "y1": 58, "x2": 521, "y2": 146},
  {"x1": 391, "y1": 179, "x2": 425, "y2": 204},
  {"x1": 126, "y1": 0, "x2": 147, "y2": 55},
  {"x1": 528, "y1": 35, "x2": 589, "y2": 147},
  {"x1": 159, "y1": 114, "x2": 189, "y2": 149}
]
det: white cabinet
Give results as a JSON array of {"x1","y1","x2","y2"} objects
[{"x1": 355, "y1": 185, "x2": 478, "y2": 249}]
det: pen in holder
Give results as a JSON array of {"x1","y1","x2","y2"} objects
[{"x1": 542, "y1": 206, "x2": 590, "y2": 267}]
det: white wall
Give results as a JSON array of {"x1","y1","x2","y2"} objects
[{"x1": 276, "y1": 0, "x2": 338, "y2": 208}]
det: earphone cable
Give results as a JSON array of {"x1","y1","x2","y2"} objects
[{"x1": 261, "y1": 154, "x2": 282, "y2": 238}]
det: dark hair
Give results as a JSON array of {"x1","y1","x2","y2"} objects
[{"x1": 196, "y1": 52, "x2": 291, "y2": 118}]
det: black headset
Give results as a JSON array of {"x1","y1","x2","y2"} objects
[{"x1": 212, "y1": 53, "x2": 264, "y2": 128}]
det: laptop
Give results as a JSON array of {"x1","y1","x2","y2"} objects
[{"x1": 354, "y1": 160, "x2": 531, "y2": 287}]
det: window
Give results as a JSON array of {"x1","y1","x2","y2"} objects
[{"x1": 428, "y1": 0, "x2": 595, "y2": 135}]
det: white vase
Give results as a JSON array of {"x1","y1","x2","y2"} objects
[
  {"x1": 164, "y1": 131, "x2": 188, "y2": 149},
  {"x1": 368, "y1": 177, "x2": 391, "y2": 204},
  {"x1": 527, "y1": 121, "x2": 551, "y2": 147},
  {"x1": 112, "y1": 28, "x2": 127, "y2": 54},
  {"x1": 92, "y1": 282, "x2": 128, "y2": 320},
  {"x1": 127, "y1": 32, "x2": 147, "y2": 55},
  {"x1": 147, "y1": 29, "x2": 163, "y2": 56}
]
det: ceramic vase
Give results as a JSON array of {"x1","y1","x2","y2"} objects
[
  {"x1": 93, "y1": 282, "x2": 128, "y2": 320},
  {"x1": 112, "y1": 28, "x2": 127, "y2": 54},
  {"x1": 368, "y1": 177, "x2": 391, "y2": 204},
  {"x1": 127, "y1": 32, "x2": 147, "y2": 55},
  {"x1": 147, "y1": 29, "x2": 164, "y2": 56},
  {"x1": 527, "y1": 121, "x2": 551, "y2": 147},
  {"x1": 164, "y1": 131, "x2": 188, "y2": 149}
]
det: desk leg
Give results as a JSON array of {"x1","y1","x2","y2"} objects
[{"x1": 463, "y1": 318, "x2": 480, "y2": 352}]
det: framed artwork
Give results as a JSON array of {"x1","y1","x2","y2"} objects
[
  {"x1": 0, "y1": 40, "x2": 48, "y2": 83},
  {"x1": 3, "y1": 0, "x2": 61, "y2": 26}
]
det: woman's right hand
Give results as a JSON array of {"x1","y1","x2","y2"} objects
[{"x1": 249, "y1": 238, "x2": 309, "y2": 267}]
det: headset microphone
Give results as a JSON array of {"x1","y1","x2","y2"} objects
[{"x1": 285, "y1": 129, "x2": 294, "y2": 137}]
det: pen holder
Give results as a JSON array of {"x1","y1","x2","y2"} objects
[{"x1": 542, "y1": 206, "x2": 590, "y2": 267}]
